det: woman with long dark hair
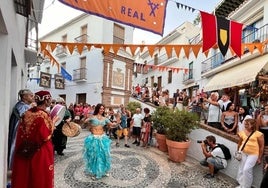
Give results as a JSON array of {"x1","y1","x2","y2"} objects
[
  {"x1": 83, "y1": 103, "x2": 117, "y2": 179},
  {"x1": 221, "y1": 102, "x2": 238, "y2": 134},
  {"x1": 141, "y1": 108, "x2": 152, "y2": 147}
]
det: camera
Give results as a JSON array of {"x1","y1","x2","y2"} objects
[
  {"x1": 197, "y1": 140, "x2": 208, "y2": 145},
  {"x1": 199, "y1": 98, "x2": 204, "y2": 103}
]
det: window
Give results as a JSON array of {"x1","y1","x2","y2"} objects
[
  {"x1": 157, "y1": 76, "x2": 162, "y2": 89},
  {"x1": 242, "y1": 18, "x2": 263, "y2": 43},
  {"x1": 62, "y1": 34, "x2": 67, "y2": 42},
  {"x1": 113, "y1": 24, "x2": 125, "y2": 44},
  {"x1": 189, "y1": 62, "x2": 193, "y2": 79},
  {"x1": 81, "y1": 25, "x2": 88, "y2": 43},
  {"x1": 80, "y1": 57, "x2": 86, "y2": 79},
  {"x1": 168, "y1": 70, "x2": 172, "y2": 83},
  {"x1": 154, "y1": 54, "x2": 158, "y2": 65},
  {"x1": 76, "y1": 93, "x2": 86, "y2": 104},
  {"x1": 80, "y1": 57, "x2": 86, "y2": 68},
  {"x1": 143, "y1": 60, "x2": 148, "y2": 74},
  {"x1": 61, "y1": 62, "x2": 66, "y2": 69},
  {"x1": 151, "y1": 76, "x2": 154, "y2": 87}
]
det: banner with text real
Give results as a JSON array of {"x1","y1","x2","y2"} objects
[{"x1": 59, "y1": 0, "x2": 168, "y2": 36}]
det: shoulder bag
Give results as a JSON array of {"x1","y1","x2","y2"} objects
[{"x1": 234, "y1": 131, "x2": 255, "y2": 161}]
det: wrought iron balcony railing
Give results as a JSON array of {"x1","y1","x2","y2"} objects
[
  {"x1": 55, "y1": 45, "x2": 68, "y2": 58},
  {"x1": 201, "y1": 24, "x2": 268, "y2": 74},
  {"x1": 74, "y1": 34, "x2": 90, "y2": 43},
  {"x1": 73, "y1": 68, "x2": 87, "y2": 81}
]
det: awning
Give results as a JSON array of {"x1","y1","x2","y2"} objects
[{"x1": 204, "y1": 57, "x2": 268, "y2": 91}]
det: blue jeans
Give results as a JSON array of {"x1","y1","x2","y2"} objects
[{"x1": 200, "y1": 157, "x2": 224, "y2": 170}]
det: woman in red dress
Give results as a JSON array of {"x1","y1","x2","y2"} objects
[{"x1": 11, "y1": 90, "x2": 57, "y2": 188}]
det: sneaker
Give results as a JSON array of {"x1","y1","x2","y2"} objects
[
  {"x1": 136, "y1": 142, "x2": 140, "y2": 146},
  {"x1": 132, "y1": 140, "x2": 138, "y2": 144},
  {"x1": 116, "y1": 143, "x2": 120, "y2": 147},
  {"x1": 104, "y1": 173, "x2": 110, "y2": 177},
  {"x1": 203, "y1": 173, "x2": 214, "y2": 179},
  {"x1": 125, "y1": 144, "x2": 130, "y2": 148}
]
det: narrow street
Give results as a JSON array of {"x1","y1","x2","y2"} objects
[{"x1": 55, "y1": 129, "x2": 238, "y2": 188}]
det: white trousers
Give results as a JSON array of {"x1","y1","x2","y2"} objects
[{"x1": 236, "y1": 152, "x2": 258, "y2": 188}]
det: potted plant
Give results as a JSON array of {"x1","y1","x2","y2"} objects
[
  {"x1": 151, "y1": 106, "x2": 170, "y2": 152},
  {"x1": 165, "y1": 109, "x2": 199, "y2": 162}
]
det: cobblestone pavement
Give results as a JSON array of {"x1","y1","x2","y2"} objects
[{"x1": 55, "y1": 130, "x2": 238, "y2": 188}]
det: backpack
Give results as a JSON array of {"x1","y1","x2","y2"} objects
[{"x1": 215, "y1": 143, "x2": 231, "y2": 160}]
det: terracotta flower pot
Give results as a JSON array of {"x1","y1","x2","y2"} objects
[
  {"x1": 166, "y1": 139, "x2": 191, "y2": 162},
  {"x1": 155, "y1": 133, "x2": 168, "y2": 152}
]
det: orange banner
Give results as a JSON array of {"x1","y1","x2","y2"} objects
[{"x1": 59, "y1": 0, "x2": 168, "y2": 36}]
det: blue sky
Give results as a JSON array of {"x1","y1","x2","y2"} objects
[{"x1": 40, "y1": 0, "x2": 221, "y2": 44}]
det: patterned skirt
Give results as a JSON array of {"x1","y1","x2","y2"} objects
[{"x1": 83, "y1": 134, "x2": 111, "y2": 179}]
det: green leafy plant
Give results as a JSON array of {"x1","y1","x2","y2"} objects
[
  {"x1": 151, "y1": 106, "x2": 199, "y2": 141},
  {"x1": 126, "y1": 101, "x2": 142, "y2": 116},
  {"x1": 165, "y1": 110, "x2": 199, "y2": 142},
  {"x1": 151, "y1": 106, "x2": 171, "y2": 135}
]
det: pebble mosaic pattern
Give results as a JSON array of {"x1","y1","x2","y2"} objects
[{"x1": 54, "y1": 130, "x2": 238, "y2": 188}]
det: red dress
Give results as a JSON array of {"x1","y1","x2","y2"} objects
[{"x1": 11, "y1": 107, "x2": 54, "y2": 188}]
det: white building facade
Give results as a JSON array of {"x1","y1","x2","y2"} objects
[
  {"x1": 134, "y1": 21, "x2": 205, "y2": 98},
  {"x1": 29, "y1": 13, "x2": 135, "y2": 107},
  {"x1": 134, "y1": 1, "x2": 268, "y2": 186}
]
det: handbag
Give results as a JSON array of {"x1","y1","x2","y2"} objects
[
  {"x1": 16, "y1": 140, "x2": 41, "y2": 159},
  {"x1": 234, "y1": 131, "x2": 255, "y2": 161}
]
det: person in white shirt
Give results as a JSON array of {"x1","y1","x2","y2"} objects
[
  {"x1": 200, "y1": 135, "x2": 227, "y2": 179},
  {"x1": 218, "y1": 94, "x2": 231, "y2": 112},
  {"x1": 131, "y1": 108, "x2": 144, "y2": 146},
  {"x1": 203, "y1": 92, "x2": 223, "y2": 130}
]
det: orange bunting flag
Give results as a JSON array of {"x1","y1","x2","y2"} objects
[{"x1": 59, "y1": 0, "x2": 168, "y2": 36}]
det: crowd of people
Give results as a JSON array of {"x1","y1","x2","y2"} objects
[
  {"x1": 7, "y1": 88, "x2": 268, "y2": 187},
  {"x1": 7, "y1": 89, "x2": 156, "y2": 185},
  {"x1": 132, "y1": 83, "x2": 268, "y2": 187}
]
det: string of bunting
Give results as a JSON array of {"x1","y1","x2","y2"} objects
[
  {"x1": 134, "y1": 62, "x2": 188, "y2": 74},
  {"x1": 40, "y1": 40, "x2": 268, "y2": 73},
  {"x1": 174, "y1": 1, "x2": 196, "y2": 13}
]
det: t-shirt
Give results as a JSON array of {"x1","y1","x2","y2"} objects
[
  {"x1": 132, "y1": 113, "x2": 144, "y2": 127},
  {"x1": 206, "y1": 103, "x2": 222, "y2": 122},
  {"x1": 218, "y1": 100, "x2": 231, "y2": 112},
  {"x1": 211, "y1": 145, "x2": 227, "y2": 168},
  {"x1": 238, "y1": 130, "x2": 263, "y2": 155}
]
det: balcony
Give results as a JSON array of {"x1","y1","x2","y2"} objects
[
  {"x1": 201, "y1": 24, "x2": 268, "y2": 74},
  {"x1": 73, "y1": 68, "x2": 87, "y2": 82},
  {"x1": 55, "y1": 45, "x2": 68, "y2": 58},
  {"x1": 74, "y1": 34, "x2": 89, "y2": 43},
  {"x1": 145, "y1": 52, "x2": 179, "y2": 73},
  {"x1": 183, "y1": 69, "x2": 195, "y2": 84}
]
